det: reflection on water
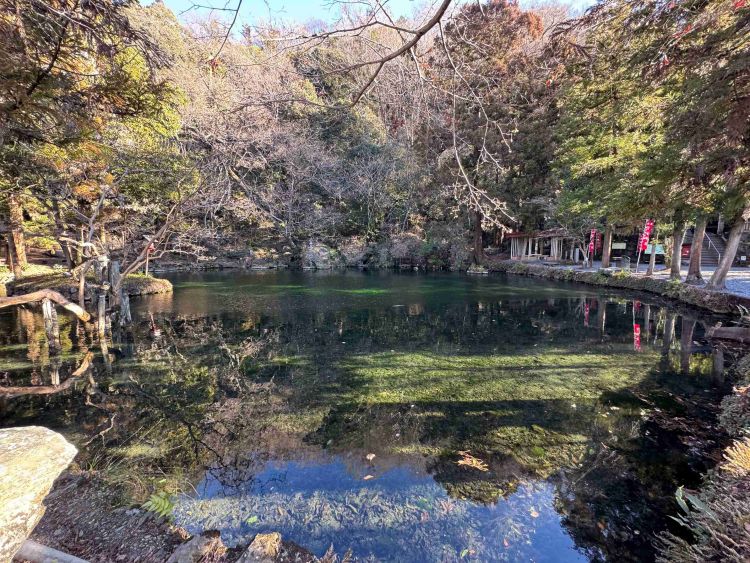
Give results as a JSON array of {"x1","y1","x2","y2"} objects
[
  {"x1": 179, "y1": 459, "x2": 584, "y2": 562},
  {"x1": 0, "y1": 271, "x2": 736, "y2": 561}
]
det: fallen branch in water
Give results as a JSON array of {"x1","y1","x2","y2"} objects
[
  {"x1": 0, "y1": 352, "x2": 94, "y2": 397},
  {"x1": 0, "y1": 289, "x2": 91, "y2": 322}
]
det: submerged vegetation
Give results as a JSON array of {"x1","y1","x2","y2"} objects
[{"x1": 0, "y1": 272, "x2": 742, "y2": 560}]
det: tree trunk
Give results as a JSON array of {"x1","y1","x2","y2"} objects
[
  {"x1": 660, "y1": 311, "x2": 675, "y2": 370},
  {"x1": 601, "y1": 224, "x2": 613, "y2": 268},
  {"x1": 6, "y1": 236, "x2": 20, "y2": 278},
  {"x1": 670, "y1": 218, "x2": 686, "y2": 280},
  {"x1": 708, "y1": 211, "x2": 747, "y2": 289},
  {"x1": 686, "y1": 216, "x2": 707, "y2": 284},
  {"x1": 8, "y1": 194, "x2": 27, "y2": 273},
  {"x1": 472, "y1": 209, "x2": 484, "y2": 264},
  {"x1": 680, "y1": 318, "x2": 695, "y2": 374},
  {"x1": 646, "y1": 235, "x2": 658, "y2": 276}
]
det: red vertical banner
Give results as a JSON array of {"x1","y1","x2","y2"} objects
[
  {"x1": 633, "y1": 323, "x2": 641, "y2": 351},
  {"x1": 589, "y1": 228, "x2": 597, "y2": 258},
  {"x1": 639, "y1": 219, "x2": 655, "y2": 252}
]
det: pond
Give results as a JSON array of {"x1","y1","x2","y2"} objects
[{"x1": 0, "y1": 271, "x2": 735, "y2": 561}]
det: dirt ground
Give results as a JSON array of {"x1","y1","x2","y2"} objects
[{"x1": 29, "y1": 471, "x2": 186, "y2": 562}]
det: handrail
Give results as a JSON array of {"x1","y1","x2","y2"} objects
[{"x1": 704, "y1": 232, "x2": 721, "y2": 263}]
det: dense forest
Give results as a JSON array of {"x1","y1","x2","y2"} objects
[{"x1": 1, "y1": 0, "x2": 747, "y2": 287}]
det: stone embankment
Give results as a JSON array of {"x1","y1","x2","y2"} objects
[{"x1": 489, "y1": 260, "x2": 750, "y2": 314}]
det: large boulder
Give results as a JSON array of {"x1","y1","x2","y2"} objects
[
  {"x1": 302, "y1": 241, "x2": 342, "y2": 270},
  {"x1": 0, "y1": 426, "x2": 77, "y2": 561}
]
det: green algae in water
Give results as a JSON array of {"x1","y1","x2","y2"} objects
[{"x1": 0, "y1": 271, "x2": 733, "y2": 562}]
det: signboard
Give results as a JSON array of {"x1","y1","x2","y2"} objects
[
  {"x1": 644, "y1": 244, "x2": 665, "y2": 255},
  {"x1": 612, "y1": 242, "x2": 627, "y2": 250}
]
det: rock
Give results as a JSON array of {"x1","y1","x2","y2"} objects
[
  {"x1": 166, "y1": 530, "x2": 225, "y2": 563},
  {"x1": 466, "y1": 264, "x2": 489, "y2": 275},
  {"x1": 237, "y1": 532, "x2": 282, "y2": 562},
  {"x1": 339, "y1": 237, "x2": 372, "y2": 268},
  {"x1": 0, "y1": 426, "x2": 77, "y2": 562},
  {"x1": 302, "y1": 241, "x2": 342, "y2": 270}
]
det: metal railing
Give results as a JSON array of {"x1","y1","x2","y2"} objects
[{"x1": 704, "y1": 232, "x2": 722, "y2": 263}]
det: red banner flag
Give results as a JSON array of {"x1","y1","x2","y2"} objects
[{"x1": 639, "y1": 220, "x2": 654, "y2": 251}]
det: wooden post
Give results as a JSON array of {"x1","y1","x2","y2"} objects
[
  {"x1": 109, "y1": 260, "x2": 121, "y2": 306},
  {"x1": 120, "y1": 292, "x2": 132, "y2": 326},
  {"x1": 97, "y1": 293, "x2": 106, "y2": 338},
  {"x1": 712, "y1": 346, "x2": 724, "y2": 381},
  {"x1": 41, "y1": 298, "x2": 60, "y2": 354}
]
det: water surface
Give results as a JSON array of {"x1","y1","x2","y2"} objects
[{"x1": 0, "y1": 271, "x2": 732, "y2": 561}]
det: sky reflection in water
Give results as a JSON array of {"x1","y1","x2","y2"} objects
[{"x1": 0, "y1": 270, "x2": 732, "y2": 561}]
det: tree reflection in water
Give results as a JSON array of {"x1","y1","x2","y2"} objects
[{"x1": 0, "y1": 271, "x2": 736, "y2": 561}]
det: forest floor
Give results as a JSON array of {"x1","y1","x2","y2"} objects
[{"x1": 28, "y1": 471, "x2": 185, "y2": 563}]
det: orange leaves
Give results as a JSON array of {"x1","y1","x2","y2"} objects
[
  {"x1": 456, "y1": 450, "x2": 489, "y2": 472},
  {"x1": 72, "y1": 180, "x2": 102, "y2": 201},
  {"x1": 526, "y1": 12, "x2": 544, "y2": 39}
]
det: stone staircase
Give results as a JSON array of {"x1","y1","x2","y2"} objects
[{"x1": 684, "y1": 230, "x2": 724, "y2": 267}]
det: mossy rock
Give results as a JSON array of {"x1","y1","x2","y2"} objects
[{"x1": 122, "y1": 274, "x2": 173, "y2": 296}]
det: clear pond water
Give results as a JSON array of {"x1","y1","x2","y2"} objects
[{"x1": 0, "y1": 271, "x2": 734, "y2": 561}]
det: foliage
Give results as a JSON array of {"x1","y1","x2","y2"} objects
[{"x1": 143, "y1": 490, "x2": 175, "y2": 521}]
